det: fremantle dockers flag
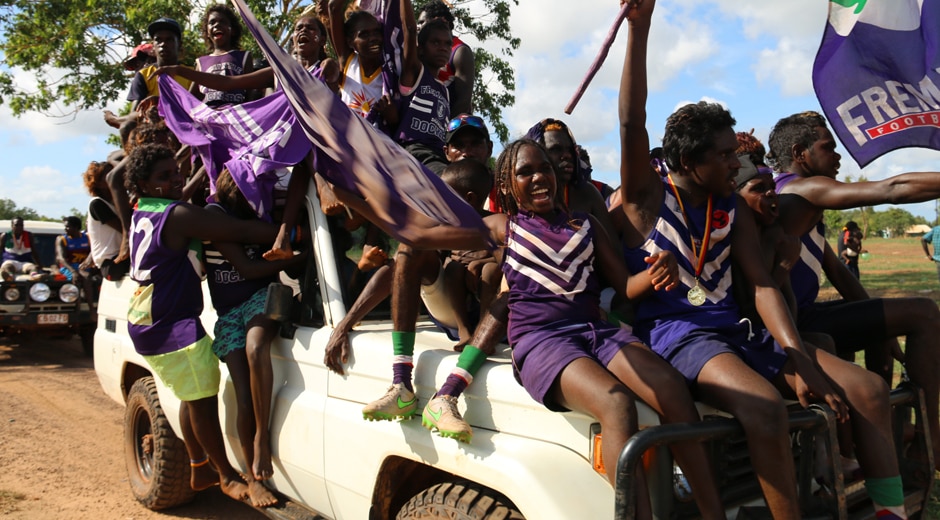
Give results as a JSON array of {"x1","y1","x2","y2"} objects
[
  {"x1": 229, "y1": 0, "x2": 485, "y2": 244},
  {"x1": 813, "y1": 0, "x2": 940, "y2": 167},
  {"x1": 158, "y1": 77, "x2": 312, "y2": 220}
]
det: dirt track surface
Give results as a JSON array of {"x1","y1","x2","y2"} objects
[{"x1": 0, "y1": 334, "x2": 264, "y2": 519}]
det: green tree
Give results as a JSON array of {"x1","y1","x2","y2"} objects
[
  {"x1": 869, "y1": 207, "x2": 916, "y2": 238},
  {"x1": 413, "y1": 0, "x2": 519, "y2": 143},
  {"x1": 0, "y1": 1, "x2": 309, "y2": 117},
  {"x1": 0, "y1": 0, "x2": 519, "y2": 141},
  {"x1": 0, "y1": 198, "x2": 44, "y2": 221}
]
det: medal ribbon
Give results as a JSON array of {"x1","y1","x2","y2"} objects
[{"x1": 666, "y1": 174, "x2": 712, "y2": 280}]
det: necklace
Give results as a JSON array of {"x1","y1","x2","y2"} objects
[{"x1": 666, "y1": 175, "x2": 712, "y2": 306}]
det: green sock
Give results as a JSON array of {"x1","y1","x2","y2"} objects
[
  {"x1": 865, "y1": 475, "x2": 904, "y2": 507},
  {"x1": 456, "y1": 345, "x2": 487, "y2": 375},
  {"x1": 392, "y1": 331, "x2": 415, "y2": 356}
]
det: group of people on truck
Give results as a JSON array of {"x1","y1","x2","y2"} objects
[{"x1": 95, "y1": 0, "x2": 940, "y2": 518}]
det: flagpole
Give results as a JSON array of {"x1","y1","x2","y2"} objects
[{"x1": 564, "y1": 2, "x2": 631, "y2": 114}]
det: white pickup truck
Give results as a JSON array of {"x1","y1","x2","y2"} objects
[{"x1": 93, "y1": 186, "x2": 934, "y2": 520}]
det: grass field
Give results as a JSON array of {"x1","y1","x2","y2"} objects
[{"x1": 816, "y1": 236, "x2": 940, "y2": 516}]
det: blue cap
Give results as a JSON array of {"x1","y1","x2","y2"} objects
[{"x1": 148, "y1": 17, "x2": 182, "y2": 39}]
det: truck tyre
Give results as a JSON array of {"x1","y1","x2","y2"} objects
[
  {"x1": 395, "y1": 481, "x2": 524, "y2": 520},
  {"x1": 124, "y1": 377, "x2": 195, "y2": 510},
  {"x1": 79, "y1": 324, "x2": 95, "y2": 357}
]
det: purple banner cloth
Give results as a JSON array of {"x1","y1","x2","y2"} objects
[
  {"x1": 813, "y1": 0, "x2": 940, "y2": 167},
  {"x1": 359, "y1": 0, "x2": 404, "y2": 128},
  {"x1": 158, "y1": 77, "x2": 312, "y2": 219},
  {"x1": 229, "y1": 0, "x2": 485, "y2": 242}
]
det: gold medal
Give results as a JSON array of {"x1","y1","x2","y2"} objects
[{"x1": 687, "y1": 281, "x2": 706, "y2": 306}]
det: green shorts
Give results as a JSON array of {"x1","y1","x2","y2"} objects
[
  {"x1": 212, "y1": 287, "x2": 268, "y2": 359},
  {"x1": 143, "y1": 335, "x2": 220, "y2": 401}
]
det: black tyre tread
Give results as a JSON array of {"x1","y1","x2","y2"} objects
[
  {"x1": 124, "y1": 377, "x2": 195, "y2": 510},
  {"x1": 396, "y1": 481, "x2": 524, "y2": 520}
]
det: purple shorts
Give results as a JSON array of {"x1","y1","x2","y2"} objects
[
  {"x1": 656, "y1": 321, "x2": 788, "y2": 385},
  {"x1": 511, "y1": 320, "x2": 643, "y2": 412}
]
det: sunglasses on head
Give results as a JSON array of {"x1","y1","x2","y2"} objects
[{"x1": 448, "y1": 115, "x2": 486, "y2": 132}]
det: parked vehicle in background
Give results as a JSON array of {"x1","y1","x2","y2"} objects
[{"x1": 0, "y1": 219, "x2": 98, "y2": 356}]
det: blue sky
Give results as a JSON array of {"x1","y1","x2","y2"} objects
[{"x1": 2, "y1": 0, "x2": 940, "y2": 222}]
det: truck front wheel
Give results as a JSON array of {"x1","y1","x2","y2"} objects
[
  {"x1": 395, "y1": 481, "x2": 524, "y2": 520},
  {"x1": 124, "y1": 377, "x2": 195, "y2": 510}
]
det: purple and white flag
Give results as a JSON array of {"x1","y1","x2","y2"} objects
[
  {"x1": 158, "y1": 77, "x2": 312, "y2": 219},
  {"x1": 229, "y1": 0, "x2": 485, "y2": 244},
  {"x1": 813, "y1": 0, "x2": 940, "y2": 167}
]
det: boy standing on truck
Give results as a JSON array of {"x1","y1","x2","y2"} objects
[{"x1": 123, "y1": 143, "x2": 283, "y2": 503}]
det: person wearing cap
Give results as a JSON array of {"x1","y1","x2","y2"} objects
[
  {"x1": 126, "y1": 17, "x2": 193, "y2": 111},
  {"x1": 104, "y1": 17, "x2": 193, "y2": 131},
  {"x1": 123, "y1": 43, "x2": 156, "y2": 73}
]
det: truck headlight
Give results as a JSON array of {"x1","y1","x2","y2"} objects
[
  {"x1": 3, "y1": 287, "x2": 20, "y2": 301},
  {"x1": 59, "y1": 283, "x2": 80, "y2": 303},
  {"x1": 29, "y1": 283, "x2": 51, "y2": 302}
]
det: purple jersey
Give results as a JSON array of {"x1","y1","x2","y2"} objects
[
  {"x1": 623, "y1": 178, "x2": 739, "y2": 349},
  {"x1": 774, "y1": 172, "x2": 826, "y2": 308},
  {"x1": 128, "y1": 198, "x2": 207, "y2": 356},
  {"x1": 203, "y1": 203, "x2": 273, "y2": 315},
  {"x1": 395, "y1": 65, "x2": 449, "y2": 149},
  {"x1": 502, "y1": 211, "x2": 600, "y2": 345},
  {"x1": 195, "y1": 50, "x2": 251, "y2": 106}
]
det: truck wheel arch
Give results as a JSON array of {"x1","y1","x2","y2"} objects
[{"x1": 371, "y1": 457, "x2": 523, "y2": 520}]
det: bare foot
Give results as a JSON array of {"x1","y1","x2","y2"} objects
[
  {"x1": 253, "y1": 437, "x2": 273, "y2": 481},
  {"x1": 190, "y1": 463, "x2": 220, "y2": 491},
  {"x1": 218, "y1": 474, "x2": 250, "y2": 501},
  {"x1": 263, "y1": 246, "x2": 294, "y2": 261},
  {"x1": 247, "y1": 480, "x2": 278, "y2": 507},
  {"x1": 357, "y1": 245, "x2": 388, "y2": 271},
  {"x1": 317, "y1": 181, "x2": 345, "y2": 216}
]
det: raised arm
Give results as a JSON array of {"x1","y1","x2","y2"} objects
[
  {"x1": 449, "y1": 44, "x2": 474, "y2": 115},
  {"x1": 106, "y1": 156, "x2": 132, "y2": 263},
  {"x1": 399, "y1": 0, "x2": 421, "y2": 89},
  {"x1": 328, "y1": 0, "x2": 353, "y2": 62},
  {"x1": 618, "y1": 0, "x2": 661, "y2": 244}
]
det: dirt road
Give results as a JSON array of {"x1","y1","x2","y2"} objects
[{"x1": 0, "y1": 333, "x2": 264, "y2": 519}]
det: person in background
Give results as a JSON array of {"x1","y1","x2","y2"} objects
[
  {"x1": 84, "y1": 160, "x2": 128, "y2": 280},
  {"x1": 920, "y1": 223, "x2": 940, "y2": 284},
  {"x1": 0, "y1": 217, "x2": 41, "y2": 281}
]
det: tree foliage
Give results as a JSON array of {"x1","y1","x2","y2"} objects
[
  {"x1": 0, "y1": 198, "x2": 45, "y2": 221},
  {"x1": 0, "y1": 0, "x2": 518, "y2": 141},
  {"x1": 414, "y1": 0, "x2": 519, "y2": 143},
  {"x1": 0, "y1": 1, "x2": 314, "y2": 118}
]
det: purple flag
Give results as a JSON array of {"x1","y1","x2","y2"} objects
[
  {"x1": 813, "y1": 0, "x2": 940, "y2": 167},
  {"x1": 229, "y1": 0, "x2": 486, "y2": 244},
  {"x1": 158, "y1": 77, "x2": 312, "y2": 219}
]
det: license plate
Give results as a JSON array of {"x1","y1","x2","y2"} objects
[{"x1": 38, "y1": 314, "x2": 68, "y2": 324}]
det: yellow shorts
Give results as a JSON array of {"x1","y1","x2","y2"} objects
[{"x1": 143, "y1": 335, "x2": 220, "y2": 401}]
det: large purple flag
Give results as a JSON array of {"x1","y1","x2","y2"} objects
[
  {"x1": 229, "y1": 0, "x2": 485, "y2": 244},
  {"x1": 158, "y1": 77, "x2": 312, "y2": 219},
  {"x1": 813, "y1": 0, "x2": 940, "y2": 167}
]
